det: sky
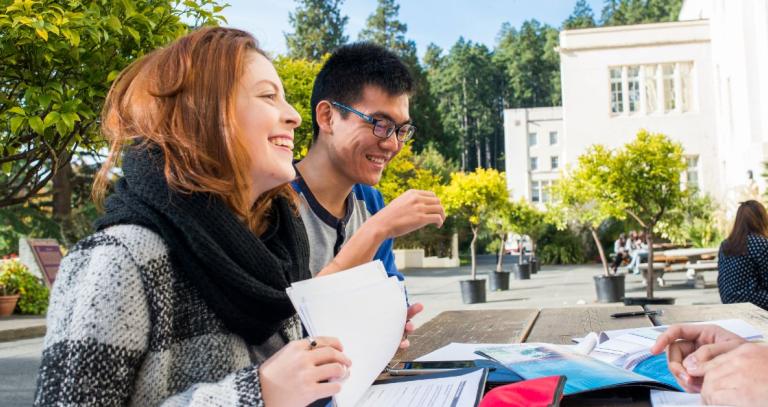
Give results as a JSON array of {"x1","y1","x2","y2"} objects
[{"x1": 220, "y1": 0, "x2": 606, "y2": 59}]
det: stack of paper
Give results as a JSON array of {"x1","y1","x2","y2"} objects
[
  {"x1": 286, "y1": 260, "x2": 407, "y2": 407},
  {"x1": 576, "y1": 319, "x2": 763, "y2": 369}
]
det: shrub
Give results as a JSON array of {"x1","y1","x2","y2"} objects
[
  {"x1": 537, "y1": 225, "x2": 586, "y2": 265},
  {"x1": 0, "y1": 257, "x2": 49, "y2": 315}
]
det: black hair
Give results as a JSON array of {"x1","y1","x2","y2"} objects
[{"x1": 310, "y1": 42, "x2": 413, "y2": 140}]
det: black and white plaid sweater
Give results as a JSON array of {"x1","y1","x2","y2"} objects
[{"x1": 35, "y1": 224, "x2": 303, "y2": 406}]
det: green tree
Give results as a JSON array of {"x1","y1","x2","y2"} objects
[
  {"x1": 606, "y1": 130, "x2": 687, "y2": 298},
  {"x1": 285, "y1": 0, "x2": 348, "y2": 61},
  {"x1": 272, "y1": 56, "x2": 322, "y2": 157},
  {"x1": 427, "y1": 39, "x2": 504, "y2": 170},
  {"x1": 378, "y1": 142, "x2": 454, "y2": 257},
  {"x1": 485, "y1": 200, "x2": 513, "y2": 272},
  {"x1": 489, "y1": 199, "x2": 547, "y2": 271},
  {"x1": 564, "y1": 0, "x2": 597, "y2": 29},
  {"x1": 494, "y1": 20, "x2": 561, "y2": 108},
  {"x1": 357, "y1": 0, "x2": 443, "y2": 153},
  {"x1": 549, "y1": 145, "x2": 626, "y2": 275},
  {"x1": 358, "y1": 0, "x2": 408, "y2": 53},
  {"x1": 601, "y1": 0, "x2": 683, "y2": 26},
  {"x1": 442, "y1": 168, "x2": 509, "y2": 280},
  {"x1": 0, "y1": 0, "x2": 225, "y2": 210},
  {"x1": 656, "y1": 192, "x2": 723, "y2": 248}
]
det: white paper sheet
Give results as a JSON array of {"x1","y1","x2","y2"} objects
[
  {"x1": 356, "y1": 368, "x2": 485, "y2": 407},
  {"x1": 414, "y1": 342, "x2": 513, "y2": 362},
  {"x1": 650, "y1": 390, "x2": 705, "y2": 406},
  {"x1": 287, "y1": 261, "x2": 407, "y2": 407}
]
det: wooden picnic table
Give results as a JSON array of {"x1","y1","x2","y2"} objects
[
  {"x1": 658, "y1": 247, "x2": 718, "y2": 259},
  {"x1": 395, "y1": 303, "x2": 768, "y2": 406}
]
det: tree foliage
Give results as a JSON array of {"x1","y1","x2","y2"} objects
[
  {"x1": 564, "y1": 0, "x2": 597, "y2": 29},
  {"x1": 378, "y1": 142, "x2": 456, "y2": 257},
  {"x1": 0, "y1": 0, "x2": 225, "y2": 208},
  {"x1": 549, "y1": 145, "x2": 626, "y2": 275},
  {"x1": 285, "y1": 0, "x2": 348, "y2": 61},
  {"x1": 494, "y1": 20, "x2": 561, "y2": 108},
  {"x1": 272, "y1": 56, "x2": 322, "y2": 157},
  {"x1": 442, "y1": 168, "x2": 508, "y2": 279},
  {"x1": 600, "y1": 0, "x2": 683, "y2": 26},
  {"x1": 426, "y1": 39, "x2": 504, "y2": 170}
]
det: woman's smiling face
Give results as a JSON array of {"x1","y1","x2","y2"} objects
[{"x1": 234, "y1": 52, "x2": 302, "y2": 200}]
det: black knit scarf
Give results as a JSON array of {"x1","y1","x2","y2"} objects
[{"x1": 95, "y1": 147, "x2": 310, "y2": 345}]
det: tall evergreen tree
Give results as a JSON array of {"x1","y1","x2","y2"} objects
[
  {"x1": 495, "y1": 20, "x2": 560, "y2": 109},
  {"x1": 427, "y1": 39, "x2": 504, "y2": 171},
  {"x1": 285, "y1": 0, "x2": 348, "y2": 61},
  {"x1": 358, "y1": 0, "x2": 443, "y2": 154},
  {"x1": 601, "y1": 0, "x2": 683, "y2": 26},
  {"x1": 564, "y1": 0, "x2": 597, "y2": 29},
  {"x1": 358, "y1": 0, "x2": 409, "y2": 53}
]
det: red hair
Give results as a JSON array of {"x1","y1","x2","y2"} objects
[{"x1": 94, "y1": 27, "x2": 296, "y2": 235}]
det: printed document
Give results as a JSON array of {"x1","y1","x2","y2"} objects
[{"x1": 357, "y1": 368, "x2": 486, "y2": 407}]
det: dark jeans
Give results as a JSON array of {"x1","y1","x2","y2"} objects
[{"x1": 612, "y1": 252, "x2": 626, "y2": 270}]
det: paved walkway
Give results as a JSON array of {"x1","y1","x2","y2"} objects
[
  {"x1": 405, "y1": 255, "x2": 722, "y2": 327},
  {"x1": 0, "y1": 256, "x2": 723, "y2": 406}
]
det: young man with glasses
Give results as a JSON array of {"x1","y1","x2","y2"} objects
[{"x1": 293, "y1": 43, "x2": 444, "y2": 342}]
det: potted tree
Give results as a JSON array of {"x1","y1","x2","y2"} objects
[
  {"x1": 486, "y1": 201, "x2": 514, "y2": 291},
  {"x1": 443, "y1": 168, "x2": 509, "y2": 303},
  {"x1": 606, "y1": 131, "x2": 687, "y2": 305},
  {"x1": 514, "y1": 202, "x2": 546, "y2": 276},
  {"x1": 550, "y1": 147, "x2": 628, "y2": 302}
]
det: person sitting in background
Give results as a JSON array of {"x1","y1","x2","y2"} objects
[
  {"x1": 627, "y1": 230, "x2": 649, "y2": 275},
  {"x1": 650, "y1": 324, "x2": 768, "y2": 407},
  {"x1": 717, "y1": 200, "x2": 768, "y2": 311},
  {"x1": 611, "y1": 233, "x2": 628, "y2": 272}
]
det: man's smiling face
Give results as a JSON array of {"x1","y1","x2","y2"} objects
[{"x1": 326, "y1": 85, "x2": 410, "y2": 186}]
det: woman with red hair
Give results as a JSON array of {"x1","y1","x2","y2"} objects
[{"x1": 35, "y1": 27, "x2": 349, "y2": 406}]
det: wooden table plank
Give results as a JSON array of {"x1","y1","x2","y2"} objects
[
  {"x1": 648, "y1": 302, "x2": 768, "y2": 336},
  {"x1": 393, "y1": 309, "x2": 539, "y2": 361},
  {"x1": 524, "y1": 306, "x2": 653, "y2": 344}
]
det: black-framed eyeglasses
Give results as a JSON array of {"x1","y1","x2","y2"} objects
[{"x1": 330, "y1": 101, "x2": 416, "y2": 143}]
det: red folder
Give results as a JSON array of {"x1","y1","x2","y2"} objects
[{"x1": 479, "y1": 375, "x2": 566, "y2": 407}]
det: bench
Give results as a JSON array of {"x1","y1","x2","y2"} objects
[{"x1": 663, "y1": 261, "x2": 718, "y2": 288}]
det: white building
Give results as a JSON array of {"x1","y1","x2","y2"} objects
[{"x1": 504, "y1": 0, "x2": 768, "y2": 214}]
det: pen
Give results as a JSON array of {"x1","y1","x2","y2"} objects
[{"x1": 610, "y1": 310, "x2": 660, "y2": 318}]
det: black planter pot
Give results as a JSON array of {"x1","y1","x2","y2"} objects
[
  {"x1": 530, "y1": 258, "x2": 540, "y2": 274},
  {"x1": 512, "y1": 263, "x2": 531, "y2": 280},
  {"x1": 460, "y1": 279, "x2": 487, "y2": 304},
  {"x1": 623, "y1": 297, "x2": 676, "y2": 306},
  {"x1": 489, "y1": 271, "x2": 511, "y2": 291},
  {"x1": 594, "y1": 274, "x2": 625, "y2": 303}
]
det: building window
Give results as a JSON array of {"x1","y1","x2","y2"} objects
[
  {"x1": 610, "y1": 62, "x2": 693, "y2": 115},
  {"x1": 549, "y1": 131, "x2": 558, "y2": 145},
  {"x1": 610, "y1": 68, "x2": 623, "y2": 114},
  {"x1": 530, "y1": 157, "x2": 538, "y2": 171},
  {"x1": 663, "y1": 63, "x2": 676, "y2": 112},
  {"x1": 627, "y1": 66, "x2": 640, "y2": 113},
  {"x1": 645, "y1": 65, "x2": 658, "y2": 114},
  {"x1": 551, "y1": 156, "x2": 559, "y2": 170},
  {"x1": 528, "y1": 132, "x2": 537, "y2": 147},
  {"x1": 686, "y1": 155, "x2": 699, "y2": 190},
  {"x1": 680, "y1": 63, "x2": 693, "y2": 112},
  {"x1": 541, "y1": 180, "x2": 551, "y2": 203},
  {"x1": 531, "y1": 181, "x2": 540, "y2": 203}
]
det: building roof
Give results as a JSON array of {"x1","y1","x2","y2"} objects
[{"x1": 559, "y1": 20, "x2": 710, "y2": 53}]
